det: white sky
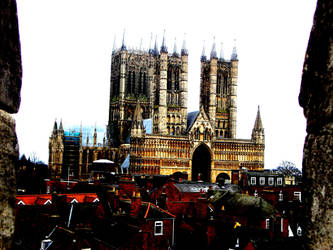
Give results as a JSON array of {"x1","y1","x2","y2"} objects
[{"x1": 14, "y1": 0, "x2": 317, "y2": 169}]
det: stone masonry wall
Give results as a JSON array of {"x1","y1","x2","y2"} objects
[
  {"x1": 299, "y1": 0, "x2": 333, "y2": 249},
  {"x1": 0, "y1": 0, "x2": 21, "y2": 248}
]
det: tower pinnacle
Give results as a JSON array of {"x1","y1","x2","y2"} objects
[
  {"x1": 121, "y1": 29, "x2": 127, "y2": 51},
  {"x1": 231, "y1": 39, "x2": 238, "y2": 60},
  {"x1": 181, "y1": 33, "x2": 188, "y2": 56},
  {"x1": 112, "y1": 35, "x2": 117, "y2": 54},
  {"x1": 153, "y1": 35, "x2": 159, "y2": 56},
  {"x1": 201, "y1": 41, "x2": 207, "y2": 62},
  {"x1": 252, "y1": 106, "x2": 265, "y2": 144},
  {"x1": 160, "y1": 29, "x2": 168, "y2": 53},
  {"x1": 210, "y1": 37, "x2": 217, "y2": 59},
  {"x1": 148, "y1": 33, "x2": 153, "y2": 54},
  {"x1": 219, "y1": 42, "x2": 225, "y2": 62},
  {"x1": 173, "y1": 37, "x2": 179, "y2": 57}
]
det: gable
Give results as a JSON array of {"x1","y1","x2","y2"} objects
[{"x1": 188, "y1": 108, "x2": 213, "y2": 134}]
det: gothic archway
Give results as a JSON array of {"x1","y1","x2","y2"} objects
[{"x1": 192, "y1": 144, "x2": 211, "y2": 182}]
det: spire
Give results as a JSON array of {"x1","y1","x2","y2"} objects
[
  {"x1": 131, "y1": 100, "x2": 145, "y2": 137},
  {"x1": 112, "y1": 35, "x2": 117, "y2": 54},
  {"x1": 231, "y1": 39, "x2": 238, "y2": 60},
  {"x1": 59, "y1": 119, "x2": 64, "y2": 132},
  {"x1": 133, "y1": 100, "x2": 143, "y2": 121},
  {"x1": 253, "y1": 106, "x2": 263, "y2": 131},
  {"x1": 219, "y1": 42, "x2": 225, "y2": 62},
  {"x1": 252, "y1": 106, "x2": 265, "y2": 144},
  {"x1": 172, "y1": 37, "x2": 179, "y2": 57},
  {"x1": 210, "y1": 37, "x2": 217, "y2": 59},
  {"x1": 121, "y1": 29, "x2": 127, "y2": 51},
  {"x1": 153, "y1": 35, "x2": 159, "y2": 56},
  {"x1": 181, "y1": 33, "x2": 188, "y2": 56},
  {"x1": 160, "y1": 29, "x2": 168, "y2": 53},
  {"x1": 148, "y1": 33, "x2": 153, "y2": 54},
  {"x1": 52, "y1": 119, "x2": 58, "y2": 135},
  {"x1": 201, "y1": 41, "x2": 207, "y2": 62},
  {"x1": 93, "y1": 125, "x2": 97, "y2": 146}
]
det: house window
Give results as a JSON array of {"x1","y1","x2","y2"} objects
[
  {"x1": 294, "y1": 192, "x2": 301, "y2": 202},
  {"x1": 154, "y1": 221, "x2": 163, "y2": 236},
  {"x1": 268, "y1": 177, "x2": 274, "y2": 186},
  {"x1": 277, "y1": 177, "x2": 283, "y2": 185},
  {"x1": 254, "y1": 190, "x2": 258, "y2": 197},
  {"x1": 279, "y1": 190, "x2": 283, "y2": 201},
  {"x1": 250, "y1": 177, "x2": 256, "y2": 185},
  {"x1": 266, "y1": 219, "x2": 270, "y2": 229},
  {"x1": 259, "y1": 177, "x2": 265, "y2": 185}
]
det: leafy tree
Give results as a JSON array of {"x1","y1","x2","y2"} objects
[{"x1": 276, "y1": 161, "x2": 302, "y2": 176}]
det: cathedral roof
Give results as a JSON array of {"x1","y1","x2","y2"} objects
[
  {"x1": 121, "y1": 154, "x2": 130, "y2": 169},
  {"x1": 143, "y1": 118, "x2": 152, "y2": 134},
  {"x1": 186, "y1": 111, "x2": 199, "y2": 131}
]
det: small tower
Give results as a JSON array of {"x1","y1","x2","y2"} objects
[
  {"x1": 201, "y1": 41, "x2": 207, "y2": 62},
  {"x1": 172, "y1": 38, "x2": 179, "y2": 57},
  {"x1": 153, "y1": 35, "x2": 159, "y2": 56},
  {"x1": 93, "y1": 126, "x2": 97, "y2": 146},
  {"x1": 208, "y1": 38, "x2": 218, "y2": 129},
  {"x1": 131, "y1": 100, "x2": 146, "y2": 137},
  {"x1": 252, "y1": 106, "x2": 265, "y2": 144},
  {"x1": 229, "y1": 39, "x2": 239, "y2": 138},
  {"x1": 180, "y1": 34, "x2": 189, "y2": 134},
  {"x1": 157, "y1": 31, "x2": 168, "y2": 135}
]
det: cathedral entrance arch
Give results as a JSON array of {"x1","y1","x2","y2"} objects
[{"x1": 191, "y1": 144, "x2": 211, "y2": 182}]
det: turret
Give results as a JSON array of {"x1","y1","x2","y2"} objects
[
  {"x1": 252, "y1": 106, "x2": 265, "y2": 144},
  {"x1": 181, "y1": 34, "x2": 188, "y2": 56},
  {"x1": 93, "y1": 126, "x2": 97, "y2": 146},
  {"x1": 219, "y1": 42, "x2": 225, "y2": 62},
  {"x1": 52, "y1": 120, "x2": 58, "y2": 136},
  {"x1": 229, "y1": 40, "x2": 239, "y2": 138},
  {"x1": 59, "y1": 119, "x2": 64, "y2": 136},
  {"x1": 201, "y1": 41, "x2": 207, "y2": 62},
  {"x1": 208, "y1": 39, "x2": 218, "y2": 129},
  {"x1": 131, "y1": 100, "x2": 146, "y2": 137},
  {"x1": 120, "y1": 29, "x2": 126, "y2": 51},
  {"x1": 158, "y1": 31, "x2": 168, "y2": 135},
  {"x1": 153, "y1": 35, "x2": 159, "y2": 57},
  {"x1": 180, "y1": 35, "x2": 188, "y2": 134},
  {"x1": 172, "y1": 38, "x2": 179, "y2": 57}
]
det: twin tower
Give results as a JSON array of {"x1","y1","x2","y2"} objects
[{"x1": 107, "y1": 33, "x2": 241, "y2": 146}]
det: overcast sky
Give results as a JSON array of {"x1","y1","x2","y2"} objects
[{"x1": 15, "y1": 0, "x2": 317, "y2": 169}]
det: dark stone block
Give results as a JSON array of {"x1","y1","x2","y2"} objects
[
  {"x1": 0, "y1": 0, "x2": 22, "y2": 113},
  {"x1": 299, "y1": 0, "x2": 333, "y2": 248}
]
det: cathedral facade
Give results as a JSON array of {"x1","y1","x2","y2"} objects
[{"x1": 49, "y1": 34, "x2": 265, "y2": 182}]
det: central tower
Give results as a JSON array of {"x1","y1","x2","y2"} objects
[
  {"x1": 200, "y1": 41, "x2": 238, "y2": 139},
  {"x1": 107, "y1": 33, "x2": 188, "y2": 146}
]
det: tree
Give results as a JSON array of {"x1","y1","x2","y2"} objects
[{"x1": 276, "y1": 161, "x2": 302, "y2": 176}]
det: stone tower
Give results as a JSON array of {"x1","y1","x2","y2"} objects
[
  {"x1": 48, "y1": 120, "x2": 64, "y2": 178},
  {"x1": 251, "y1": 106, "x2": 265, "y2": 144},
  {"x1": 108, "y1": 32, "x2": 188, "y2": 144},
  {"x1": 200, "y1": 40, "x2": 239, "y2": 139}
]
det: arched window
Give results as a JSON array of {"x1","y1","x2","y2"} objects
[
  {"x1": 175, "y1": 68, "x2": 180, "y2": 90},
  {"x1": 223, "y1": 75, "x2": 228, "y2": 95},
  {"x1": 143, "y1": 72, "x2": 147, "y2": 96},
  {"x1": 131, "y1": 71, "x2": 136, "y2": 95},
  {"x1": 176, "y1": 127, "x2": 180, "y2": 135},
  {"x1": 167, "y1": 68, "x2": 172, "y2": 90},
  {"x1": 127, "y1": 72, "x2": 132, "y2": 95}
]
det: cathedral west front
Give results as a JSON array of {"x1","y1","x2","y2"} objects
[{"x1": 49, "y1": 33, "x2": 265, "y2": 182}]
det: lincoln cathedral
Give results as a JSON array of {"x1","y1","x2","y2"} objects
[{"x1": 49, "y1": 33, "x2": 265, "y2": 182}]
